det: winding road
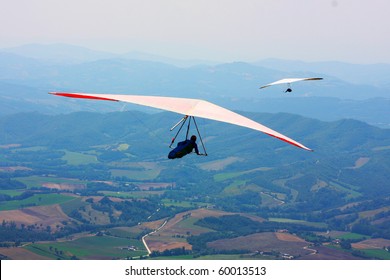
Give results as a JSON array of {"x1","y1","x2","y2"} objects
[{"x1": 141, "y1": 219, "x2": 168, "y2": 255}]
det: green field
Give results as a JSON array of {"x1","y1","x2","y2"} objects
[
  {"x1": 174, "y1": 216, "x2": 215, "y2": 235},
  {"x1": 260, "y1": 192, "x2": 285, "y2": 207},
  {"x1": 214, "y1": 172, "x2": 245, "y2": 182},
  {"x1": 107, "y1": 227, "x2": 143, "y2": 239},
  {"x1": 268, "y1": 218, "x2": 327, "y2": 229},
  {"x1": 0, "y1": 189, "x2": 25, "y2": 197},
  {"x1": 62, "y1": 150, "x2": 98, "y2": 165},
  {"x1": 326, "y1": 244, "x2": 390, "y2": 260},
  {"x1": 338, "y1": 232, "x2": 370, "y2": 240},
  {"x1": 360, "y1": 249, "x2": 390, "y2": 260},
  {"x1": 101, "y1": 190, "x2": 165, "y2": 199},
  {"x1": 221, "y1": 180, "x2": 248, "y2": 195},
  {"x1": 161, "y1": 198, "x2": 210, "y2": 208},
  {"x1": 110, "y1": 168, "x2": 161, "y2": 180},
  {"x1": 117, "y1": 143, "x2": 130, "y2": 151},
  {"x1": 15, "y1": 175, "x2": 87, "y2": 189},
  {"x1": 60, "y1": 197, "x2": 87, "y2": 216},
  {"x1": 0, "y1": 193, "x2": 76, "y2": 211},
  {"x1": 214, "y1": 167, "x2": 272, "y2": 183},
  {"x1": 329, "y1": 181, "x2": 362, "y2": 199},
  {"x1": 26, "y1": 235, "x2": 147, "y2": 259}
]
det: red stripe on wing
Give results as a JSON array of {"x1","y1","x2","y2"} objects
[{"x1": 50, "y1": 92, "x2": 119, "y2": 102}]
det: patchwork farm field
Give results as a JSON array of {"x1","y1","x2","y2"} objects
[
  {"x1": 143, "y1": 208, "x2": 267, "y2": 253},
  {"x1": 15, "y1": 176, "x2": 87, "y2": 190},
  {"x1": 1, "y1": 121, "x2": 390, "y2": 260},
  {"x1": 0, "y1": 193, "x2": 76, "y2": 211},
  {"x1": 144, "y1": 208, "x2": 226, "y2": 252},
  {"x1": 0, "y1": 204, "x2": 73, "y2": 229},
  {"x1": 207, "y1": 232, "x2": 311, "y2": 257},
  {"x1": 268, "y1": 218, "x2": 327, "y2": 229},
  {"x1": 26, "y1": 235, "x2": 147, "y2": 260},
  {"x1": 62, "y1": 151, "x2": 98, "y2": 165},
  {"x1": 0, "y1": 247, "x2": 52, "y2": 260}
]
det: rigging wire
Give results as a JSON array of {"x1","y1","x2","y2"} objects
[
  {"x1": 169, "y1": 115, "x2": 188, "y2": 148},
  {"x1": 192, "y1": 116, "x2": 208, "y2": 156},
  {"x1": 169, "y1": 115, "x2": 208, "y2": 155},
  {"x1": 118, "y1": 106, "x2": 208, "y2": 156}
]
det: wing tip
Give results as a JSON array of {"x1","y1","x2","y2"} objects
[
  {"x1": 296, "y1": 142, "x2": 314, "y2": 152},
  {"x1": 297, "y1": 144, "x2": 314, "y2": 152}
]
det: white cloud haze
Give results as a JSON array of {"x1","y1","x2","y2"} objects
[{"x1": 1, "y1": 0, "x2": 389, "y2": 63}]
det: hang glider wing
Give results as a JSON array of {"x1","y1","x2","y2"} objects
[
  {"x1": 259, "y1": 77, "x2": 323, "y2": 89},
  {"x1": 49, "y1": 92, "x2": 312, "y2": 151}
]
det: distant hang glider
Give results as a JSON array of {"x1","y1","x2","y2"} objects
[
  {"x1": 49, "y1": 92, "x2": 313, "y2": 151},
  {"x1": 259, "y1": 77, "x2": 323, "y2": 92}
]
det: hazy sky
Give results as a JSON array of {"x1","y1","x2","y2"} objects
[{"x1": 1, "y1": 0, "x2": 389, "y2": 63}]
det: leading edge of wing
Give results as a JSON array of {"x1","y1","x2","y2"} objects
[{"x1": 49, "y1": 92, "x2": 313, "y2": 151}]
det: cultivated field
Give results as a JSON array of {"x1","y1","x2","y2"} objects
[
  {"x1": 0, "y1": 247, "x2": 52, "y2": 260},
  {"x1": 25, "y1": 235, "x2": 147, "y2": 259},
  {"x1": 352, "y1": 238, "x2": 390, "y2": 249},
  {"x1": 298, "y1": 246, "x2": 363, "y2": 260},
  {"x1": 207, "y1": 232, "x2": 310, "y2": 257},
  {"x1": 144, "y1": 208, "x2": 266, "y2": 253},
  {"x1": 0, "y1": 204, "x2": 73, "y2": 229}
]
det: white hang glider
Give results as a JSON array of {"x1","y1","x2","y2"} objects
[
  {"x1": 260, "y1": 77, "x2": 323, "y2": 92},
  {"x1": 49, "y1": 92, "x2": 313, "y2": 152}
]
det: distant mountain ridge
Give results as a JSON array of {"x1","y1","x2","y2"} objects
[
  {"x1": 1, "y1": 110, "x2": 388, "y2": 157},
  {"x1": 1, "y1": 43, "x2": 219, "y2": 67},
  {"x1": 0, "y1": 43, "x2": 389, "y2": 128},
  {"x1": 1, "y1": 43, "x2": 116, "y2": 64}
]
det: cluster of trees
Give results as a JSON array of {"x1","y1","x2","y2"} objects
[
  {"x1": 352, "y1": 219, "x2": 390, "y2": 239},
  {"x1": 0, "y1": 178, "x2": 27, "y2": 190},
  {"x1": 196, "y1": 215, "x2": 264, "y2": 236},
  {"x1": 187, "y1": 231, "x2": 238, "y2": 255},
  {"x1": 0, "y1": 190, "x2": 34, "y2": 203},
  {"x1": 150, "y1": 247, "x2": 191, "y2": 258},
  {"x1": 0, "y1": 221, "x2": 54, "y2": 246}
]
